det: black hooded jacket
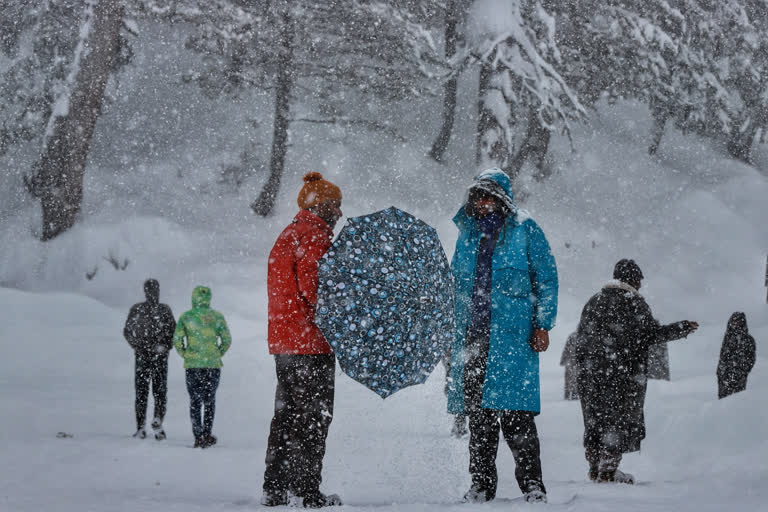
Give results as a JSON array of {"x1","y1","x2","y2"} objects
[
  {"x1": 124, "y1": 280, "x2": 176, "y2": 356},
  {"x1": 717, "y1": 312, "x2": 756, "y2": 399}
]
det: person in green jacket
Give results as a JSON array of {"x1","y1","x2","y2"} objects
[{"x1": 173, "y1": 286, "x2": 232, "y2": 448}]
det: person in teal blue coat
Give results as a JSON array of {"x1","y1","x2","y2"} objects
[{"x1": 446, "y1": 168, "x2": 558, "y2": 504}]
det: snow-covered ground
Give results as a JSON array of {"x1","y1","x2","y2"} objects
[{"x1": 1, "y1": 90, "x2": 767, "y2": 512}]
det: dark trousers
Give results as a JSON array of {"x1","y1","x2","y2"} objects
[
  {"x1": 185, "y1": 368, "x2": 221, "y2": 438},
  {"x1": 263, "y1": 354, "x2": 335, "y2": 497},
  {"x1": 134, "y1": 353, "x2": 168, "y2": 430},
  {"x1": 468, "y1": 409, "x2": 546, "y2": 497},
  {"x1": 463, "y1": 331, "x2": 545, "y2": 497},
  {"x1": 579, "y1": 372, "x2": 647, "y2": 467}
]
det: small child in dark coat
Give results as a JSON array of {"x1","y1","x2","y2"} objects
[{"x1": 717, "y1": 312, "x2": 756, "y2": 399}]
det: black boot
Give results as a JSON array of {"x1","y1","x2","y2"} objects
[
  {"x1": 462, "y1": 485, "x2": 495, "y2": 503},
  {"x1": 261, "y1": 489, "x2": 288, "y2": 507},
  {"x1": 300, "y1": 491, "x2": 343, "y2": 508}
]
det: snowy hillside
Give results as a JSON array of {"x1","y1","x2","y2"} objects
[{"x1": 1, "y1": 92, "x2": 766, "y2": 512}]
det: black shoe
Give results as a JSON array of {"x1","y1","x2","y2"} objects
[
  {"x1": 588, "y1": 467, "x2": 599, "y2": 481},
  {"x1": 154, "y1": 429, "x2": 166, "y2": 441},
  {"x1": 261, "y1": 489, "x2": 288, "y2": 507},
  {"x1": 201, "y1": 434, "x2": 217, "y2": 448},
  {"x1": 462, "y1": 485, "x2": 495, "y2": 503},
  {"x1": 524, "y1": 489, "x2": 547, "y2": 503},
  {"x1": 133, "y1": 428, "x2": 146, "y2": 439},
  {"x1": 193, "y1": 436, "x2": 205, "y2": 448},
  {"x1": 597, "y1": 469, "x2": 634, "y2": 484},
  {"x1": 523, "y1": 481, "x2": 547, "y2": 503},
  {"x1": 300, "y1": 491, "x2": 343, "y2": 508}
]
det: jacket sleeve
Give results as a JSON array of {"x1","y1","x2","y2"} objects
[
  {"x1": 296, "y1": 232, "x2": 331, "y2": 307},
  {"x1": 123, "y1": 305, "x2": 140, "y2": 349},
  {"x1": 216, "y1": 313, "x2": 232, "y2": 356},
  {"x1": 525, "y1": 220, "x2": 558, "y2": 330},
  {"x1": 160, "y1": 305, "x2": 176, "y2": 351},
  {"x1": 634, "y1": 298, "x2": 690, "y2": 348},
  {"x1": 173, "y1": 315, "x2": 187, "y2": 356}
]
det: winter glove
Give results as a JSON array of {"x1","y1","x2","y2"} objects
[
  {"x1": 678, "y1": 320, "x2": 699, "y2": 337},
  {"x1": 530, "y1": 328, "x2": 550, "y2": 352}
]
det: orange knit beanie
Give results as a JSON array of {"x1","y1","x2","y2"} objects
[{"x1": 297, "y1": 172, "x2": 342, "y2": 209}]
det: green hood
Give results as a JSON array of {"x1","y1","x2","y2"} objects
[
  {"x1": 192, "y1": 286, "x2": 211, "y2": 309},
  {"x1": 174, "y1": 285, "x2": 231, "y2": 369}
]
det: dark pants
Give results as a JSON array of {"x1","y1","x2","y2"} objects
[
  {"x1": 134, "y1": 352, "x2": 168, "y2": 430},
  {"x1": 468, "y1": 409, "x2": 546, "y2": 497},
  {"x1": 463, "y1": 331, "x2": 545, "y2": 497},
  {"x1": 579, "y1": 371, "x2": 647, "y2": 468},
  {"x1": 185, "y1": 368, "x2": 221, "y2": 438},
  {"x1": 263, "y1": 354, "x2": 335, "y2": 498}
]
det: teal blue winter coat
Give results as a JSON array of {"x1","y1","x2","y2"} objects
[{"x1": 447, "y1": 169, "x2": 558, "y2": 414}]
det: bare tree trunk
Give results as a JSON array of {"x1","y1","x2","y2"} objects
[
  {"x1": 509, "y1": 106, "x2": 551, "y2": 179},
  {"x1": 726, "y1": 120, "x2": 757, "y2": 164},
  {"x1": 251, "y1": 6, "x2": 295, "y2": 217},
  {"x1": 25, "y1": 0, "x2": 122, "y2": 241},
  {"x1": 475, "y1": 61, "x2": 497, "y2": 165},
  {"x1": 648, "y1": 105, "x2": 668, "y2": 156},
  {"x1": 476, "y1": 57, "x2": 516, "y2": 180},
  {"x1": 428, "y1": 0, "x2": 460, "y2": 163}
]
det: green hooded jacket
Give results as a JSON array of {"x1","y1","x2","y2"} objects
[{"x1": 173, "y1": 286, "x2": 232, "y2": 369}]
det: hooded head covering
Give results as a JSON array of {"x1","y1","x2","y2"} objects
[
  {"x1": 727, "y1": 312, "x2": 748, "y2": 334},
  {"x1": 297, "y1": 172, "x2": 342, "y2": 210},
  {"x1": 467, "y1": 168, "x2": 516, "y2": 215},
  {"x1": 192, "y1": 286, "x2": 211, "y2": 309},
  {"x1": 613, "y1": 259, "x2": 644, "y2": 285},
  {"x1": 144, "y1": 279, "x2": 159, "y2": 305}
]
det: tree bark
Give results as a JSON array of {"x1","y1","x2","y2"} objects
[
  {"x1": 251, "y1": 6, "x2": 295, "y2": 217},
  {"x1": 475, "y1": 61, "x2": 499, "y2": 166},
  {"x1": 509, "y1": 106, "x2": 551, "y2": 179},
  {"x1": 648, "y1": 105, "x2": 668, "y2": 156},
  {"x1": 726, "y1": 121, "x2": 757, "y2": 164},
  {"x1": 476, "y1": 56, "x2": 516, "y2": 180},
  {"x1": 428, "y1": 0, "x2": 460, "y2": 163},
  {"x1": 26, "y1": 0, "x2": 122, "y2": 241}
]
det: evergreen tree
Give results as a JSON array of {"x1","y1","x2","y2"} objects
[
  {"x1": 142, "y1": 0, "x2": 444, "y2": 215},
  {"x1": 467, "y1": 0, "x2": 584, "y2": 181}
]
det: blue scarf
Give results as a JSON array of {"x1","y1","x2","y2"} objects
[{"x1": 467, "y1": 213, "x2": 505, "y2": 339}]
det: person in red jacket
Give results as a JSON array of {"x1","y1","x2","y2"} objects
[{"x1": 262, "y1": 172, "x2": 344, "y2": 509}]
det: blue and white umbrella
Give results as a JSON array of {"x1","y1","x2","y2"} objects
[{"x1": 316, "y1": 207, "x2": 454, "y2": 398}]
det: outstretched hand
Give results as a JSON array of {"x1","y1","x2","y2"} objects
[
  {"x1": 530, "y1": 328, "x2": 550, "y2": 352},
  {"x1": 680, "y1": 320, "x2": 699, "y2": 336}
]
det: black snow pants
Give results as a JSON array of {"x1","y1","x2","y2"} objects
[
  {"x1": 185, "y1": 368, "x2": 221, "y2": 438},
  {"x1": 134, "y1": 352, "x2": 168, "y2": 430},
  {"x1": 263, "y1": 354, "x2": 335, "y2": 498},
  {"x1": 464, "y1": 331, "x2": 546, "y2": 498},
  {"x1": 468, "y1": 408, "x2": 546, "y2": 497}
]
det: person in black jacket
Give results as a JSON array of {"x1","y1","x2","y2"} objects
[
  {"x1": 717, "y1": 312, "x2": 756, "y2": 399},
  {"x1": 575, "y1": 259, "x2": 698, "y2": 484},
  {"x1": 123, "y1": 279, "x2": 176, "y2": 440}
]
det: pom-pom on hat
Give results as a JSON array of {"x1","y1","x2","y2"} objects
[{"x1": 297, "y1": 172, "x2": 342, "y2": 210}]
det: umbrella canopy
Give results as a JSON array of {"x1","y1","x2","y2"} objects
[{"x1": 316, "y1": 206, "x2": 454, "y2": 398}]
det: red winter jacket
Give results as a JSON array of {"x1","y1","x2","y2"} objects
[{"x1": 267, "y1": 209, "x2": 334, "y2": 354}]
